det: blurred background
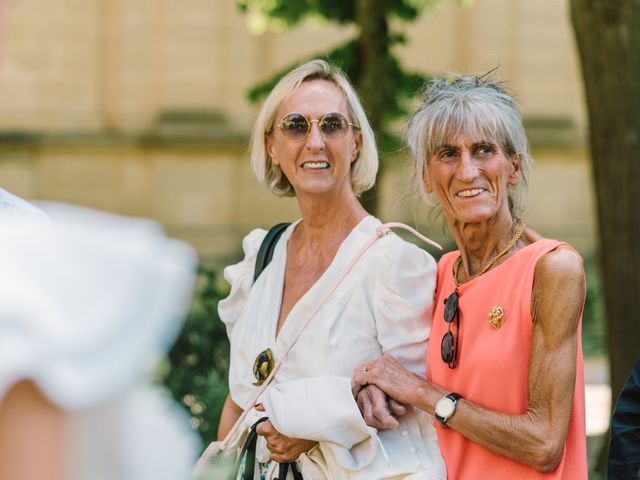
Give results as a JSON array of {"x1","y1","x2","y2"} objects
[
  {"x1": 0, "y1": 0, "x2": 627, "y2": 477},
  {"x1": 0, "y1": 0, "x2": 595, "y2": 261}
]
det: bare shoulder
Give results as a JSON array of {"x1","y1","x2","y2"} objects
[
  {"x1": 531, "y1": 244, "x2": 585, "y2": 332},
  {"x1": 535, "y1": 244, "x2": 584, "y2": 285}
]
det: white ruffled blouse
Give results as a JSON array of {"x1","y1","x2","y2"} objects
[
  {"x1": 219, "y1": 216, "x2": 446, "y2": 479},
  {"x1": 0, "y1": 203, "x2": 201, "y2": 480}
]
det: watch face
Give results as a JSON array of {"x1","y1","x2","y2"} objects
[{"x1": 435, "y1": 397, "x2": 455, "y2": 418}]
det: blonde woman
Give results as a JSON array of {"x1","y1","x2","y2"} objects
[{"x1": 215, "y1": 60, "x2": 446, "y2": 479}]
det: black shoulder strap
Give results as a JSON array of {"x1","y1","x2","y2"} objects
[
  {"x1": 238, "y1": 416, "x2": 269, "y2": 480},
  {"x1": 277, "y1": 462, "x2": 303, "y2": 480},
  {"x1": 253, "y1": 222, "x2": 291, "y2": 283}
]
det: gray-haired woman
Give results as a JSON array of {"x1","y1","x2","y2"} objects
[
  {"x1": 353, "y1": 76, "x2": 587, "y2": 479},
  {"x1": 214, "y1": 60, "x2": 446, "y2": 478}
]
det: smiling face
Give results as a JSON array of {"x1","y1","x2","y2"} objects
[
  {"x1": 266, "y1": 79, "x2": 361, "y2": 199},
  {"x1": 424, "y1": 133, "x2": 520, "y2": 225}
]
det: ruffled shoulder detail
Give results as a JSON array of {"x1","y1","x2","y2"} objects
[
  {"x1": 218, "y1": 228, "x2": 268, "y2": 336},
  {"x1": 375, "y1": 234, "x2": 437, "y2": 301},
  {"x1": 0, "y1": 203, "x2": 197, "y2": 410},
  {"x1": 372, "y1": 233, "x2": 437, "y2": 377}
]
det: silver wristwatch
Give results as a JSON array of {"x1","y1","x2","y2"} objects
[{"x1": 435, "y1": 392, "x2": 462, "y2": 427}]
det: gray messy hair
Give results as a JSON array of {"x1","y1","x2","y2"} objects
[{"x1": 405, "y1": 75, "x2": 533, "y2": 220}]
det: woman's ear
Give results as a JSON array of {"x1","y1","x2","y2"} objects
[
  {"x1": 351, "y1": 132, "x2": 362, "y2": 163},
  {"x1": 508, "y1": 154, "x2": 521, "y2": 185},
  {"x1": 423, "y1": 166, "x2": 433, "y2": 193},
  {"x1": 266, "y1": 135, "x2": 279, "y2": 166}
]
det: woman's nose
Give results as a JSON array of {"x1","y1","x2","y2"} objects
[
  {"x1": 305, "y1": 121, "x2": 325, "y2": 149},
  {"x1": 457, "y1": 150, "x2": 479, "y2": 181}
]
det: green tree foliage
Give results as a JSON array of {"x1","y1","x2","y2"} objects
[
  {"x1": 162, "y1": 267, "x2": 230, "y2": 446},
  {"x1": 238, "y1": 0, "x2": 470, "y2": 214},
  {"x1": 582, "y1": 261, "x2": 606, "y2": 357}
]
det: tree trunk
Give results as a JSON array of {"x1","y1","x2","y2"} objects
[
  {"x1": 355, "y1": 0, "x2": 392, "y2": 216},
  {"x1": 570, "y1": 0, "x2": 640, "y2": 469}
]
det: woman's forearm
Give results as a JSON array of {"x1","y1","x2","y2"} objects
[
  {"x1": 217, "y1": 393, "x2": 243, "y2": 441},
  {"x1": 355, "y1": 350, "x2": 574, "y2": 472},
  {"x1": 412, "y1": 381, "x2": 569, "y2": 472}
]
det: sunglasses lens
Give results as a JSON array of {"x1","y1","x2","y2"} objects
[
  {"x1": 442, "y1": 290, "x2": 459, "y2": 368},
  {"x1": 441, "y1": 331, "x2": 454, "y2": 363},
  {"x1": 280, "y1": 113, "x2": 309, "y2": 140},
  {"x1": 444, "y1": 291, "x2": 458, "y2": 323},
  {"x1": 320, "y1": 113, "x2": 349, "y2": 138}
]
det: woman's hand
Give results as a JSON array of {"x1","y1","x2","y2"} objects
[
  {"x1": 352, "y1": 356, "x2": 432, "y2": 408},
  {"x1": 355, "y1": 384, "x2": 407, "y2": 430},
  {"x1": 255, "y1": 420, "x2": 317, "y2": 463}
]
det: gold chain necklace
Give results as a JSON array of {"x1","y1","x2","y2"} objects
[{"x1": 453, "y1": 223, "x2": 526, "y2": 287}]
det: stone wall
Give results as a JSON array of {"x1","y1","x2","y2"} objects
[{"x1": 0, "y1": 0, "x2": 596, "y2": 264}]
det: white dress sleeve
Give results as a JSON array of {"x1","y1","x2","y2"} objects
[
  {"x1": 217, "y1": 228, "x2": 267, "y2": 338},
  {"x1": 373, "y1": 236, "x2": 437, "y2": 377},
  {"x1": 0, "y1": 203, "x2": 197, "y2": 410},
  {"x1": 0, "y1": 202, "x2": 201, "y2": 480},
  {"x1": 260, "y1": 375, "x2": 379, "y2": 469}
]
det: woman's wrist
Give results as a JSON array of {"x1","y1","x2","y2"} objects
[{"x1": 411, "y1": 381, "x2": 445, "y2": 415}]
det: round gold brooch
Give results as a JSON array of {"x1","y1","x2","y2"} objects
[{"x1": 488, "y1": 306, "x2": 505, "y2": 329}]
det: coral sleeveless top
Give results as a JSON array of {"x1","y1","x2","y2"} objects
[{"x1": 427, "y1": 239, "x2": 587, "y2": 479}]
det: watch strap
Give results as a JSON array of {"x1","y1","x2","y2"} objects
[{"x1": 447, "y1": 392, "x2": 462, "y2": 402}]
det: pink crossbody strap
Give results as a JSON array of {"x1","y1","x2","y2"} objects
[{"x1": 217, "y1": 222, "x2": 441, "y2": 449}]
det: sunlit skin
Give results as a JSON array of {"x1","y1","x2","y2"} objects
[
  {"x1": 0, "y1": 380, "x2": 65, "y2": 480},
  {"x1": 266, "y1": 79, "x2": 361, "y2": 205},
  {"x1": 425, "y1": 136, "x2": 518, "y2": 224},
  {"x1": 424, "y1": 134, "x2": 521, "y2": 279},
  {"x1": 353, "y1": 131, "x2": 585, "y2": 472}
]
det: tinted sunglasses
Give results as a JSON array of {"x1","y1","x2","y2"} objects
[
  {"x1": 274, "y1": 112, "x2": 359, "y2": 141},
  {"x1": 441, "y1": 290, "x2": 460, "y2": 369}
]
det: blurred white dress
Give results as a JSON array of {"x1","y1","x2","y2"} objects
[{"x1": 0, "y1": 203, "x2": 201, "y2": 480}]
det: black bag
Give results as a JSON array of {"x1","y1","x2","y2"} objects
[
  {"x1": 235, "y1": 417, "x2": 268, "y2": 480},
  {"x1": 233, "y1": 412, "x2": 302, "y2": 480},
  {"x1": 277, "y1": 462, "x2": 303, "y2": 480},
  {"x1": 254, "y1": 222, "x2": 290, "y2": 282}
]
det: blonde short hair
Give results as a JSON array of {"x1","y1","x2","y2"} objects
[
  {"x1": 406, "y1": 75, "x2": 533, "y2": 220},
  {"x1": 250, "y1": 59, "x2": 378, "y2": 197}
]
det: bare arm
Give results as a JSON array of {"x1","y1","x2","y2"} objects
[
  {"x1": 217, "y1": 393, "x2": 243, "y2": 441},
  {"x1": 354, "y1": 247, "x2": 585, "y2": 472},
  {"x1": 0, "y1": 380, "x2": 65, "y2": 480}
]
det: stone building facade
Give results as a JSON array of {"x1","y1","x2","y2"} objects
[{"x1": 0, "y1": 0, "x2": 595, "y2": 264}]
